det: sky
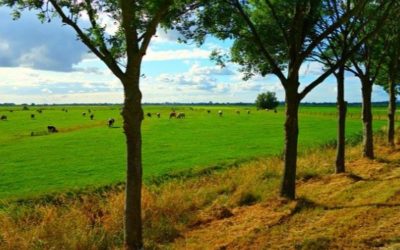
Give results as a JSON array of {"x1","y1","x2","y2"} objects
[{"x1": 0, "y1": 7, "x2": 389, "y2": 105}]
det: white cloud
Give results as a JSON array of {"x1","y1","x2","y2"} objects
[
  {"x1": 299, "y1": 62, "x2": 325, "y2": 77},
  {"x1": 0, "y1": 8, "x2": 88, "y2": 72},
  {"x1": 188, "y1": 64, "x2": 233, "y2": 76},
  {"x1": 0, "y1": 91, "x2": 124, "y2": 104},
  {"x1": 153, "y1": 29, "x2": 183, "y2": 43},
  {"x1": 41, "y1": 88, "x2": 53, "y2": 94},
  {"x1": 0, "y1": 40, "x2": 10, "y2": 51},
  {"x1": 144, "y1": 48, "x2": 210, "y2": 61},
  {"x1": 18, "y1": 45, "x2": 52, "y2": 68},
  {"x1": 0, "y1": 62, "x2": 390, "y2": 104}
]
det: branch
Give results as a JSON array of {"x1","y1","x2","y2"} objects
[
  {"x1": 264, "y1": 0, "x2": 289, "y2": 45},
  {"x1": 48, "y1": 0, "x2": 124, "y2": 78},
  {"x1": 232, "y1": 0, "x2": 286, "y2": 83},
  {"x1": 84, "y1": 0, "x2": 123, "y2": 71},
  {"x1": 351, "y1": 57, "x2": 364, "y2": 76},
  {"x1": 299, "y1": 0, "x2": 368, "y2": 63},
  {"x1": 371, "y1": 40, "x2": 390, "y2": 83},
  {"x1": 140, "y1": 0, "x2": 174, "y2": 54},
  {"x1": 299, "y1": 22, "x2": 387, "y2": 100},
  {"x1": 315, "y1": 45, "x2": 335, "y2": 68},
  {"x1": 345, "y1": 63, "x2": 358, "y2": 76},
  {"x1": 298, "y1": 0, "x2": 395, "y2": 100}
]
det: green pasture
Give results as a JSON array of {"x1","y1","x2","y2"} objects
[{"x1": 0, "y1": 105, "x2": 390, "y2": 200}]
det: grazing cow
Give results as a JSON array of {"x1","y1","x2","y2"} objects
[
  {"x1": 156, "y1": 113, "x2": 161, "y2": 118},
  {"x1": 1, "y1": 115, "x2": 7, "y2": 120},
  {"x1": 108, "y1": 118, "x2": 115, "y2": 127},
  {"x1": 37, "y1": 109, "x2": 42, "y2": 113},
  {"x1": 247, "y1": 110, "x2": 251, "y2": 114},
  {"x1": 31, "y1": 114, "x2": 35, "y2": 119},
  {"x1": 90, "y1": 114, "x2": 94, "y2": 120},
  {"x1": 169, "y1": 111, "x2": 177, "y2": 119},
  {"x1": 9, "y1": 110, "x2": 13, "y2": 113},
  {"x1": 274, "y1": 109, "x2": 277, "y2": 113},
  {"x1": 218, "y1": 110, "x2": 223, "y2": 117},
  {"x1": 236, "y1": 110, "x2": 240, "y2": 115},
  {"x1": 147, "y1": 112, "x2": 152, "y2": 118},
  {"x1": 47, "y1": 126, "x2": 58, "y2": 133},
  {"x1": 82, "y1": 112, "x2": 86, "y2": 116},
  {"x1": 177, "y1": 112, "x2": 185, "y2": 119},
  {"x1": 207, "y1": 110, "x2": 211, "y2": 114},
  {"x1": 88, "y1": 109, "x2": 92, "y2": 113}
]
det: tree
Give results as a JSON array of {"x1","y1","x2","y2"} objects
[
  {"x1": 177, "y1": 0, "x2": 394, "y2": 199},
  {"x1": 2, "y1": 0, "x2": 198, "y2": 249},
  {"x1": 374, "y1": 16, "x2": 400, "y2": 147},
  {"x1": 313, "y1": 0, "x2": 381, "y2": 173},
  {"x1": 255, "y1": 91, "x2": 279, "y2": 110},
  {"x1": 345, "y1": 2, "x2": 396, "y2": 159}
]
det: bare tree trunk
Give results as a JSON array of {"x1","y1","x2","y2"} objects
[
  {"x1": 280, "y1": 86, "x2": 300, "y2": 200},
  {"x1": 388, "y1": 77, "x2": 396, "y2": 147},
  {"x1": 122, "y1": 73, "x2": 144, "y2": 250},
  {"x1": 361, "y1": 79, "x2": 374, "y2": 159},
  {"x1": 335, "y1": 67, "x2": 346, "y2": 173}
]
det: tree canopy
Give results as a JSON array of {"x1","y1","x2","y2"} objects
[{"x1": 255, "y1": 91, "x2": 279, "y2": 110}]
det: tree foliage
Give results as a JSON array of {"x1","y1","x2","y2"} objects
[
  {"x1": 177, "y1": 0, "x2": 380, "y2": 91},
  {"x1": 374, "y1": 14, "x2": 400, "y2": 94},
  {"x1": 176, "y1": 0, "x2": 396, "y2": 199}
]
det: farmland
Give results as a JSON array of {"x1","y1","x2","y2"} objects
[{"x1": 0, "y1": 105, "x2": 389, "y2": 200}]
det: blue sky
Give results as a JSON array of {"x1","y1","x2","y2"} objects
[{"x1": 0, "y1": 7, "x2": 389, "y2": 104}]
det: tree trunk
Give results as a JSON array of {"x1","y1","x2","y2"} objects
[
  {"x1": 122, "y1": 74, "x2": 144, "y2": 250},
  {"x1": 388, "y1": 77, "x2": 396, "y2": 147},
  {"x1": 280, "y1": 87, "x2": 300, "y2": 200},
  {"x1": 335, "y1": 67, "x2": 346, "y2": 173},
  {"x1": 361, "y1": 79, "x2": 374, "y2": 159}
]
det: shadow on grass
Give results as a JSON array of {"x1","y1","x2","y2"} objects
[
  {"x1": 292, "y1": 196, "x2": 400, "y2": 211},
  {"x1": 0, "y1": 182, "x2": 125, "y2": 208}
]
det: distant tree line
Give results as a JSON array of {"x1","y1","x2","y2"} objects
[{"x1": 2, "y1": 101, "x2": 397, "y2": 107}]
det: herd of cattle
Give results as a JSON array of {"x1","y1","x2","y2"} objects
[{"x1": 1, "y1": 107, "x2": 276, "y2": 136}]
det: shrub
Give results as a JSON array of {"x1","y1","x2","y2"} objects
[{"x1": 255, "y1": 91, "x2": 279, "y2": 110}]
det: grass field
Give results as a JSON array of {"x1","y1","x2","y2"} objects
[
  {"x1": 0, "y1": 104, "x2": 390, "y2": 200},
  {"x1": 2, "y1": 130, "x2": 400, "y2": 249}
]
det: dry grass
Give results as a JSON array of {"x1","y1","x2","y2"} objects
[
  {"x1": 1, "y1": 130, "x2": 400, "y2": 249},
  {"x1": 0, "y1": 156, "x2": 283, "y2": 249}
]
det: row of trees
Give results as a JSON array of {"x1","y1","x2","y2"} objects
[{"x1": 1, "y1": 0, "x2": 400, "y2": 249}]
